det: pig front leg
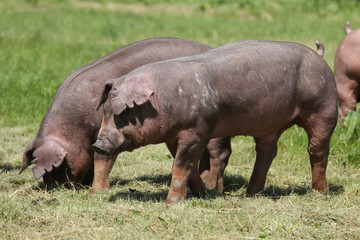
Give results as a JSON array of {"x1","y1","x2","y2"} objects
[
  {"x1": 165, "y1": 132, "x2": 208, "y2": 204},
  {"x1": 91, "y1": 153, "x2": 117, "y2": 193},
  {"x1": 199, "y1": 137, "x2": 232, "y2": 193}
]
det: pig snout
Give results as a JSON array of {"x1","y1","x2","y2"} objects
[
  {"x1": 92, "y1": 139, "x2": 113, "y2": 155},
  {"x1": 92, "y1": 128, "x2": 129, "y2": 155}
]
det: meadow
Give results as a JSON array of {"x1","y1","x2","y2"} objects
[{"x1": 1, "y1": 0, "x2": 360, "y2": 239}]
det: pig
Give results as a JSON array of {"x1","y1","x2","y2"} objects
[
  {"x1": 20, "y1": 37, "x2": 231, "y2": 193},
  {"x1": 93, "y1": 40, "x2": 338, "y2": 204},
  {"x1": 334, "y1": 21, "x2": 360, "y2": 124}
]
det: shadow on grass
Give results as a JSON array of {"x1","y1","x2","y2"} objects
[
  {"x1": 110, "y1": 174, "x2": 171, "y2": 188},
  {"x1": 29, "y1": 172, "x2": 344, "y2": 203},
  {"x1": 258, "y1": 182, "x2": 344, "y2": 200},
  {"x1": 328, "y1": 183, "x2": 345, "y2": 195},
  {"x1": 108, "y1": 174, "x2": 248, "y2": 203},
  {"x1": 260, "y1": 185, "x2": 311, "y2": 200},
  {"x1": 109, "y1": 174, "x2": 171, "y2": 202},
  {"x1": 108, "y1": 174, "x2": 346, "y2": 202},
  {"x1": 223, "y1": 174, "x2": 249, "y2": 192},
  {"x1": 0, "y1": 163, "x2": 21, "y2": 172},
  {"x1": 28, "y1": 176, "x2": 131, "y2": 192},
  {"x1": 135, "y1": 174, "x2": 172, "y2": 185},
  {"x1": 109, "y1": 178, "x2": 131, "y2": 187},
  {"x1": 109, "y1": 189, "x2": 169, "y2": 203},
  {"x1": 33, "y1": 181, "x2": 90, "y2": 191}
]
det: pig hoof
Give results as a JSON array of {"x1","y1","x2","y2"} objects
[
  {"x1": 245, "y1": 189, "x2": 263, "y2": 197},
  {"x1": 165, "y1": 195, "x2": 184, "y2": 204},
  {"x1": 91, "y1": 187, "x2": 104, "y2": 194}
]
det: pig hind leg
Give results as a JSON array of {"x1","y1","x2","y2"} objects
[
  {"x1": 247, "y1": 133, "x2": 280, "y2": 196},
  {"x1": 298, "y1": 114, "x2": 336, "y2": 193},
  {"x1": 336, "y1": 74, "x2": 360, "y2": 124},
  {"x1": 247, "y1": 124, "x2": 294, "y2": 196},
  {"x1": 199, "y1": 137, "x2": 232, "y2": 193}
]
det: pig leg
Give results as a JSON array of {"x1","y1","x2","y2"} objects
[
  {"x1": 91, "y1": 153, "x2": 117, "y2": 193},
  {"x1": 336, "y1": 74, "x2": 359, "y2": 125},
  {"x1": 199, "y1": 137, "x2": 232, "y2": 193},
  {"x1": 246, "y1": 134, "x2": 279, "y2": 196},
  {"x1": 165, "y1": 133, "x2": 208, "y2": 204},
  {"x1": 301, "y1": 115, "x2": 336, "y2": 193},
  {"x1": 166, "y1": 141, "x2": 207, "y2": 196},
  {"x1": 198, "y1": 149, "x2": 210, "y2": 185},
  {"x1": 246, "y1": 123, "x2": 294, "y2": 196}
]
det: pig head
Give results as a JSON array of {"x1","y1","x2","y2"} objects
[
  {"x1": 93, "y1": 79, "x2": 156, "y2": 156},
  {"x1": 21, "y1": 135, "x2": 93, "y2": 186}
]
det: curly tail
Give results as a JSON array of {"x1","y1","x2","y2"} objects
[
  {"x1": 345, "y1": 21, "x2": 352, "y2": 34},
  {"x1": 315, "y1": 40, "x2": 324, "y2": 58}
]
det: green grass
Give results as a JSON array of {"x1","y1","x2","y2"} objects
[{"x1": 1, "y1": 0, "x2": 360, "y2": 239}]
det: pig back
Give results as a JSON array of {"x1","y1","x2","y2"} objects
[
  {"x1": 141, "y1": 40, "x2": 336, "y2": 137},
  {"x1": 211, "y1": 41, "x2": 335, "y2": 134},
  {"x1": 36, "y1": 38, "x2": 212, "y2": 141}
]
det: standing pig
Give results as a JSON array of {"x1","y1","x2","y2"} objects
[
  {"x1": 334, "y1": 21, "x2": 360, "y2": 124},
  {"x1": 20, "y1": 37, "x2": 231, "y2": 193},
  {"x1": 93, "y1": 40, "x2": 338, "y2": 204}
]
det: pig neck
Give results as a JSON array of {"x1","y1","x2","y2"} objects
[
  {"x1": 123, "y1": 116, "x2": 170, "y2": 151},
  {"x1": 36, "y1": 116, "x2": 93, "y2": 151}
]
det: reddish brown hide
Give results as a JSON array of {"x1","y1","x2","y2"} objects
[{"x1": 334, "y1": 21, "x2": 360, "y2": 124}]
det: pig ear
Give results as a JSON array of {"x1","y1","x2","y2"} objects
[
  {"x1": 19, "y1": 139, "x2": 36, "y2": 174},
  {"x1": 96, "y1": 80, "x2": 113, "y2": 111},
  {"x1": 111, "y1": 85, "x2": 154, "y2": 115},
  {"x1": 31, "y1": 141, "x2": 68, "y2": 180}
]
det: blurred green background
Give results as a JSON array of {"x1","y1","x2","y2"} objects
[{"x1": 1, "y1": 0, "x2": 360, "y2": 127}]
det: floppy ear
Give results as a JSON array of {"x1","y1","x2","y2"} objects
[
  {"x1": 31, "y1": 141, "x2": 68, "y2": 180},
  {"x1": 96, "y1": 80, "x2": 113, "y2": 111},
  {"x1": 111, "y1": 83, "x2": 154, "y2": 115},
  {"x1": 19, "y1": 139, "x2": 36, "y2": 174}
]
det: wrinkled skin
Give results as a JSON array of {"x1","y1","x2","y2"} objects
[
  {"x1": 94, "y1": 40, "x2": 338, "y2": 204},
  {"x1": 20, "y1": 37, "x2": 231, "y2": 193},
  {"x1": 334, "y1": 21, "x2": 360, "y2": 124}
]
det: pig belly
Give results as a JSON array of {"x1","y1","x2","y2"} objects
[{"x1": 211, "y1": 107, "x2": 298, "y2": 138}]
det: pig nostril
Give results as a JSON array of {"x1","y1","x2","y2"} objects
[{"x1": 106, "y1": 137, "x2": 117, "y2": 147}]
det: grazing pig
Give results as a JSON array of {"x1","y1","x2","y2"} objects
[
  {"x1": 93, "y1": 40, "x2": 338, "y2": 204},
  {"x1": 20, "y1": 37, "x2": 231, "y2": 193},
  {"x1": 334, "y1": 21, "x2": 360, "y2": 124}
]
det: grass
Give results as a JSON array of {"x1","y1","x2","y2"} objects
[{"x1": 1, "y1": 0, "x2": 360, "y2": 239}]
